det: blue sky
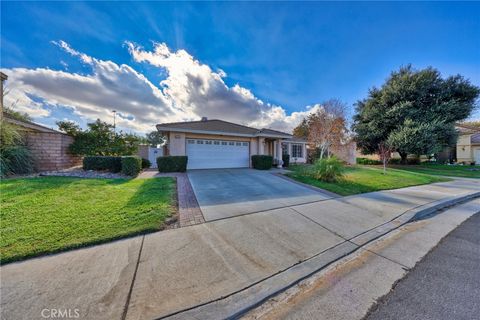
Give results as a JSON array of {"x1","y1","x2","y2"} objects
[{"x1": 1, "y1": 1, "x2": 479, "y2": 133}]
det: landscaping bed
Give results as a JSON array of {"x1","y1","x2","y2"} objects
[
  {"x1": 286, "y1": 165, "x2": 448, "y2": 196},
  {"x1": 0, "y1": 176, "x2": 176, "y2": 264}
]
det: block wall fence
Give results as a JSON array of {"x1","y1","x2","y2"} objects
[{"x1": 26, "y1": 132, "x2": 82, "y2": 171}]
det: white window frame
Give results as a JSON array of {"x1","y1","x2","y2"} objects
[{"x1": 291, "y1": 143, "x2": 303, "y2": 158}]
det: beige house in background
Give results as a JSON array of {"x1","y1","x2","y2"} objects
[
  {"x1": 157, "y1": 118, "x2": 307, "y2": 169},
  {"x1": 456, "y1": 124, "x2": 480, "y2": 164}
]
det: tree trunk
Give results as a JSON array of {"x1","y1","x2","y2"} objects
[{"x1": 399, "y1": 152, "x2": 408, "y2": 165}]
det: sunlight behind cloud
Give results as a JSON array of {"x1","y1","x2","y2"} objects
[{"x1": 2, "y1": 41, "x2": 318, "y2": 133}]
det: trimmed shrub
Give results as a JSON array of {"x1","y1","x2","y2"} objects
[
  {"x1": 252, "y1": 155, "x2": 273, "y2": 170},
  {"x1": 407, "y1": 158, "x2": 421, "y2": 165},
  {"x1": 141, "y1": 158, "x2": 151, "y2": 169},
  {"x1": 121, "y1": 156, "x2": 142, "y2": 176},
  {"x1": 157, "y1": 156, "x2": 188, "y2": 172},
  {"x1": 389, "y1": 158, "x2": 421, "y2": 165},
  {"x1": 310, "y1": 156, "x2": 344, "y2": 182},
  {"x1": 356, "y1": 157, "x2": 382, "y2": 165},
  {"x1": 83, "y1": 156, "x2": 122, "y2": 172},
  {"x1": 282, "y1": 154, "x2": 290, "y2": 167}
]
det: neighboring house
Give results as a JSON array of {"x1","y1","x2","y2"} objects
[
  {"x1": 3, "y1": 113, "x2": 82, "y2": 171},
  {"x1": 456, "y1": 123, "x2": 480, "y2": 164},
  {"x1": 156, "y1": 118, "x2": 307, "y2": 169}
]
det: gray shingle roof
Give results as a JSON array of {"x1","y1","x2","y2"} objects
[
  {"x1": 259, "y1": 128, "x2": 292, "y2": 137},
  {"x1": 157, "y1": 119, "x2": 292, "y2": 137},
  {"x1": 471, "y1": 133, "x2": 480, "y2": 144}
]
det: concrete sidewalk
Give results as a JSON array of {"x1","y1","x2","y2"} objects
[
  {"x1": 244, "y1": 199, "x2": 480, "y2": 320},
  {"x1": 1, "y1": 179, "x2": 479, "y2": 320}
]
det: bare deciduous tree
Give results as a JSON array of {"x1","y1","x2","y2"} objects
[
  {"x1": 378, "y1": 141, "x2": 393, "y2": 174},
  {"x1": 307, "y1": 99, "x2": 347, "y2": 159}
]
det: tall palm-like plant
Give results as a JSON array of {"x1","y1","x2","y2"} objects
[{"x1": 0, "y1": 120, "x2": 34, "y2": 176}]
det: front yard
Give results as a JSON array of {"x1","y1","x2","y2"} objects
[
  {"x1": 0, "y1": 176, "x2": 176, "y2": 264},
  {"x1": 286, "y1": 165, "x2": 448, "y2": 196},
  {"x1": 390, "y1": 163, "x2": 480, "y2": 178}
]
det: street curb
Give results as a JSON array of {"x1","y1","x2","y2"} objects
[{"x1": 158, "y1": 192, "x2": 480, "y2": 320}]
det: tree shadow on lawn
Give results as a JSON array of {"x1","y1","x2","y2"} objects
[
  {"x1": 123, "y1": 177, "x2": 177, "y2": 228},
  {"x1": 0, "y1": 176, "x2": 132, "y2": 196},
  {"x1": 0, "y1": 177, "x2": 176, "y2": 265}
]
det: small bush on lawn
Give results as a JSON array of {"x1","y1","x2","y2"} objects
[
  {"x1": 252, "y1": 155, "x2": 273, "y2": 170},
  {"x1": 121, "y1": 156, "x2": 142, "y2": 176},
  {"x1": 310, "y1": 156, "x2": 344, "y2": 182},
  {"x1": 282, "y1": 154, "x2": 290, "y2": 167},
  {"x1": 83, "y1": 156, "x2": 122, "y2": 172},
  {"x1": 141, "y1": 158, "x2": 151, "y2": 169},
  {"x1": 157, "y1": 156, "x2": 188, "y2": 172},
  {"x1": 356, "y1": 157, "x2": 381, "y2": 165}
]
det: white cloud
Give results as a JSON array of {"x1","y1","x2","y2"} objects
[{"x1": 2, "y1": 41, "x2": 318, "y2": 133}]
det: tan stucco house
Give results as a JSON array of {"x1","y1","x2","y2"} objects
[
  {"x1": 456, "y1": 124, "x2": 480, "y2": 164},
  {"x1": 157, "y1": 118, "x2": 307, "y2": 169}
]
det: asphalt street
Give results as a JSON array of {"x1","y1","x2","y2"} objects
[{"x1": 365, "y1": 212, "x2": 480, "y2": 320}]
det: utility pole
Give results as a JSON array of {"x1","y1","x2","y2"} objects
[{"x1": 112, "y1": 110, "x2": 117, "y2": 134}]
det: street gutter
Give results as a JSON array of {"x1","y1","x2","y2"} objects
[{"x1": 158, "y1": 191, "x2": 480, "y2": 320}]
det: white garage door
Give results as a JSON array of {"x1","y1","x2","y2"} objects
[
  {"x1": 475, "y1": 148, "x2": 480, "y2": 165},
  {"x1": 186, "y1": 139, "x2": 250, "y2": 169}
]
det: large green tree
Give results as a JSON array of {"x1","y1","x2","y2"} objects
[
  {"x1": 57, "y1": 119, "x2": 142, "y2": 156},
  {"x1": 145, "y1": 131, "x2": 166, "y2": 147},
  {"x1": 353, "y1": 65, "x2": 480, "y2": 163}
]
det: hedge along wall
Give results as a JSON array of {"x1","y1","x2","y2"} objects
[{"x1": 26, "y1": 132, "x2": 82, "y2": 171}]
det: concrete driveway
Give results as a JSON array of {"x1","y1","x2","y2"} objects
[{"x1": 187, "y1": 169, "x2": 333, "y2": 221}]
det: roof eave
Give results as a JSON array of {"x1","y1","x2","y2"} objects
[
  {"x1": 156, "y1": 126, "x2": 256, "y2": 138},
  {"x1": 255, "y1": 133, "x2": 292, "y2": 139},
  {"x1": 4, "y1": 116, "x2": 63, "y2": 134},
  {"x1": 156, "y1": 125, "x2": 293, "y2": 139}
]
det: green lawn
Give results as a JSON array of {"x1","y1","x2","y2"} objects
[
  {"x1": 286, "y1": 165, "x2": 448, "y2": 196},
  {"x1": 390, "y1": 163, "x2": 480, "y2": 178},
  {"x1": 0, "y1": 176, "x2": 176, "y2": 264}
]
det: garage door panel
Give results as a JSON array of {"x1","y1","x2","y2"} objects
[{"x1": 186, "y1": 139, "x2": 249, "y2": 169}]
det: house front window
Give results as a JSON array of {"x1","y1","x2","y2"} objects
[{"x1": 291, "y1": 144, "x2": 303, "y2": 158}]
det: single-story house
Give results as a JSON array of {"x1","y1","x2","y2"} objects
[
  {"x1": 456, "y1": 123, "x2": 480, "y2": 164},
  {"x1": 156, "y1": 118, "x2": 307, "y2": 169}
]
